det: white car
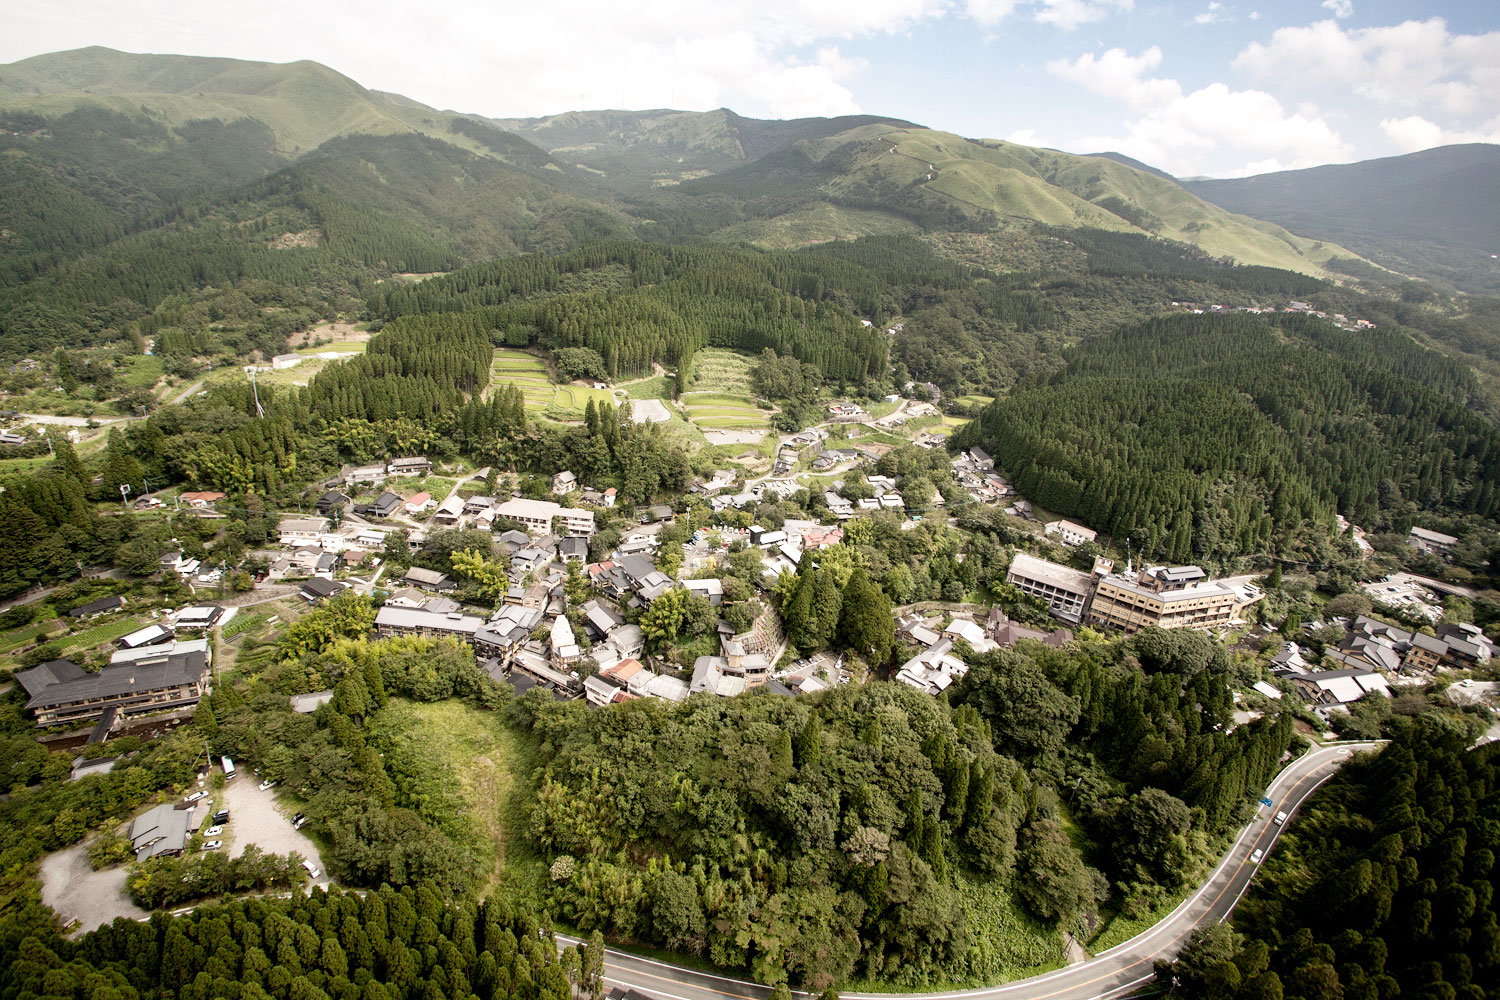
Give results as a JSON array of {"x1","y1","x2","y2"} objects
[
  {"x1": 201, "y1": 840, "x2": 224, "y2": 851},
  {"x1": 205, "y1": 825, "x2": 224, "y2": 837},
  {"x1": 1250, "y1": 848, "x2": 1264, "y2": 864},
  {"x1": 302, "y1": 859, "x2": 322, "y2": 879},
  {"x1": 1273, "y1": 811, "x2": 1288, "y2": 825},
  {"x1": 184, "y1": 790, "x2": 208, "y2": 803},
  {"x1": 259, "y1": 779, "x2": 278, "y2": 791}
]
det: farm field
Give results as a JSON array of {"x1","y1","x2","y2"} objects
[
  {"x1": 679, "y1": 350, "x2": 771, "y2": 431},
  {"x1": 488, "y1": 350, "x2": 619, "y2": 416}
]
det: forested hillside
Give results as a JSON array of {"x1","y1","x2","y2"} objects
[
  {"x1": 1160, "y1": 723, "x2": 1499, "y2": 1000},
  {"x1": 1184, "y1": 143, "x2": 1500, "y2": 294},
  {"x1": 513, "y1": 628, "x2": 1296, "y2": 988},
  {"x1": 954, "y1": 312, "x2": 1500, "y2": 566}
]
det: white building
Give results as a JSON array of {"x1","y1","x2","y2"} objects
[{"x1": 1044, "y1": 520, "x2": 1098, "y2": 547}]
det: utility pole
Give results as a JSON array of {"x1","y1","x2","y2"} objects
[{"x1": 245, "y1": 366, "x2": 265, "y2": 419}]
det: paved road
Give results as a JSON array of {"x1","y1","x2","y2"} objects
[{"x1": 561, "y1": 742, "x2": 1379, "y2": 1000}]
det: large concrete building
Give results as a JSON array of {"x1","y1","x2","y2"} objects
[
  {"x1": 18, "y1": 650, "x2": 212, "y2": 727},
  {"x1": 1004, "y1": 552, "x2": 1095, "y2": 624},
  {"x1": 1088, "y1": 565, "x2": 1237, "y2": 633}
]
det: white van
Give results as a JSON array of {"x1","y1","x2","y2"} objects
[
  {"x1": 1273, "y1": 810, "x2": 1288, "y2": 826},
  {"x1": 221, "y1": 756, "x2": 237, "y2": 780},
  {"x1": 302, "y1": 859, "x2": 322, "y2": 879}
]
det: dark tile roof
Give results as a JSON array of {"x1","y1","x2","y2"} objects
[{"x1": 24, "y1": 651, "x2": 208, "y2": 710}]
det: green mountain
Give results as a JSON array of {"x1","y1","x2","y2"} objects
[
  {"x1": 1182, "y1": 144, "x2": 1500, "y2": 293},
  {"x1": 489, "y1": 107, "x2": 918, "y2": 190},
  {"x1": 670, "y1": 125, "x2": 1365, "y2": 276}
]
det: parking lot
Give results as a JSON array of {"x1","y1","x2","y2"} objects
[
  {"x1": 39, "y1": 842, "x2": 147, "y2": 935},
  {"x1": 219, "y1": 778, "x2": 329, "y2": 886}
]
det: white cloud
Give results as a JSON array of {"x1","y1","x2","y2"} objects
[
  {"x1": 1193, "y1": 3, "x2": 1230, "y2": 26},
  {"x1": 1234, "y1": 18, "x2": 1500, "y2": 118},
  {"x1": 965, "y1": 0, "x2": 1020, "y2": 28},
  {"x1": 1034, "y1": 0, "x2": 1134, "y2": 31},
  {"x1": 1379, "y1": 114, "x2": 1500, "y2": 152},
  {"x1": 1047, "y1": 46, "x2": 1351, "y2": 175},
  {"x1": 0, "y1": 0, "x2": 953, "y2": 121},
  {"x1": 1320, "y1": 0, "x2": 1353, "y2": 20}
]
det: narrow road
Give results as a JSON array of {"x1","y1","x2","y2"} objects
[
  {"x1": 560, "y1": 742, "x2": 1379, "y2": 1000},
  {"x1": 168, "y1": 380, "x2": 206, "y2": 406}
]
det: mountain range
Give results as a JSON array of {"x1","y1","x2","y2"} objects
[{"x1": 1, "y1": 43, "x2": 1496, "y2": 348}]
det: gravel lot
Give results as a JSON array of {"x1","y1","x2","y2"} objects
[
  {"x1": 221, "y1": 779, "x2": 329, "y2": 885},
  {"x1": 39, "y1": 843, "x2": 146, "y2": 935}
]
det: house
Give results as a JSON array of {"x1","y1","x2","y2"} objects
[
  {"x1": 383, "y1": 587, "x2": 428, "y2": 609},
  {"x1": 300, "y1": 578, "x2": 350, "y2": 604},
  {"x1": 404, "y1": 567, "x2": 456, "y2": 592},
  {"x1": 431, "y1": 495, "x2": 465, "y2": 525},
  {"x1": 387, "y1": 456, "x2": 432, "y2": 477},
  {"x1": 558, "y1": 536, "x2": 587, "y2": 564},
  {"x1": 316, "y1": 490, "x2": 351, "y2": 515},
  {"x1": 684, "y1": 578, "x2": 724, "y2": 606},
  {"x1": 354, "y1": 491, "x2": 402, "y2": 519},
  {"x1": 271, "y1": 353, "x2": 303, "y2": 370},
  {"x1": 173, "y1": 606, "x2": 226, "y2": 630},
  {"x1": 583, "y1": 602, "x2": 625, "y2": 639},
  {"x1": 511, "y1": 547, "x2": 552, "y2": 576},
  {"x1": 341, "y1": 463, "x2": 388, "y2": 487},
  {"x1": 374, "y1": 606, "x2": 482, "y2": 642},
  {"x1": 179, "y1": 491, "x2": 227, "y2": 509},
  {"x1": 896, "y1": 639, "x2": 968, "y2": 696},
  {"x1": 1005, "y1": 552, "x2": 1096, "y2": 624},
  {"x1": 404, "y1": 492, "x2": 433, "y2": 514},
  {"x1": 552, "y1": 471, "x2": 578, "y2": 495},
  {"x1": 943, "y1": 618, "x2": 987, "y2": 647},
  {"x1": 117, "y1": 624, "x2": 174, "y2": 650},
  {"x1": 824, "y1": 492, "x2": 853, "y2": 517},
  {"x1": 639, "y1": 504, "x2": 675, "y2": 524},
  {"x1": 129, "y1": 803, "x2": 195, "y2": 861},
  {"x1": 67, "y1": 595, "x2": 126, "y2": 620},
  {"x1": 691, "y1": 639, "x2": 774, "y2": 698},
  {"x1": 1407, "y1": 526, "x2": 1458, "y2": 558},
  {"x1": 464, "y1": 495, "x2": 496, "y2": 516},
  {"x1": 20, "y1": 649, "x2": 211, "y2": 727},
  {"x1": 1291, "y1": 668, "x2": 1391, "y2": 706},
  {"x1": 279, "y1": 517, "x2": 331, "y2": 545},
  {"x1": 0, "y1": 432, "x2": 28, "y2": 447},
  {"x1": 550, "y1": 615, "x2": 581, "y2": 669},
  {"x1": 1044, "y1": 519, "x2": 1098, "y2": 547},
  {"x1": 342, "y1": 549, "x2": 369, "y2": 569}
]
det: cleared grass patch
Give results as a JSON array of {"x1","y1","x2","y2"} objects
[
  {"x1": 956, "y1": 394, "x2": 995, "y2": 408},
  {"x1": 404, "y1": 700, "x2": 525, "y2": 899},
  {"x1": 688, "y1": 348, "x2": 756, "y2": 396}
]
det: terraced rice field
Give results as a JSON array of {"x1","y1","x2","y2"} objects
[
  {"x1": 680, "y1": 393, "x2": 769, "y2": 429},
  {"x1": 489, "y1": 350, "x2": 619, "y2": 415}
]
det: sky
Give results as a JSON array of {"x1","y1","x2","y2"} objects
[{"x1": 4, "y1": 0, "x2": 1499, "y2": 178}]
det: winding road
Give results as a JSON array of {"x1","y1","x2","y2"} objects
[{"x1": 561, "y1": 742, "x2": 1380, "y2": 1000}]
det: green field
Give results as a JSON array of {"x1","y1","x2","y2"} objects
[
  {"x1": 488, "y1": 349, "x2": 619, "y2": 415},
  {"x1": 678, "y1": 352, "x2": 771, "y2": 432},
  {"x1": 955, "y1": 394, "x2": 995, "y2": 408}
]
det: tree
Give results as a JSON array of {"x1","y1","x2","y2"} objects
[
  {"x1": 836, "y1": 569, "x2": 894, "y2": 665},
  {"x1": 449, "y1": 548, "x2": 508, "y2": 604},
  {"x1": 957, "y1": 649, "x2": 1080, "y2": 759},
  {"x1": 641, "y1": 588, "x2": 689, "y2": 650},
  {"x1": 1016, "y1": 820, "x2": 1104, "y2": 923}
]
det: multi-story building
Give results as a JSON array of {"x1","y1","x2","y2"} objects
[
  {"x1": 1044, "y1": 519, "x2": 1098, "y2": 547},
  {"x1": 1005, "y1": 552, "x2": 1096, "y2": 624},
  {"x1": 493, "y1": 498, "x2": 596, "y2": 537},
  {"x1": 373, "y1": 606, "x2": 482, "y2": 642},
  {"x1": 18, "y1": 651, "x2": 212, "y2": 727},
  {"x1": 1088, "y1": 565, "x2": 1237, "y2": 632}
]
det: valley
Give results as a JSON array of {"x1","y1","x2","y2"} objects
[{"x1": 0, "y1": 42, "x2": 1497, "y2": 1000}]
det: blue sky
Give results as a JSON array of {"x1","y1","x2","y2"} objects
[{"x1": 5, "y1": 0, "x2": 1498, "y2": 177}]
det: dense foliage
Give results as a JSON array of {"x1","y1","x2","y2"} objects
[
  {"x1": 955, "y1": 312, "x2": 1500, "y2": 565},
  {"x1": 511, "y1": 627, "x2": 1298, "y2": 988},
  {"x1": 2, "y1": 884, "x2": 604, "y2": 1000},
  {"x1": 1160, "y1": 723, "x2": 1499, "y2": 1000}
]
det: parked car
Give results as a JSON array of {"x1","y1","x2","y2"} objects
[
  {"x1": 1251, "y1": 848, "x2": 1264, "y2": 864},
  {"x1": 292, "y1": 813, "x2": 308, "y2": 829},
  {"x1": 184, "y1": 790, "x2": 208, "y2": 803},
  {"x1": 205, "y1": 825, "x2": 223, "y2": 837},
  {"x1": 202, "y1": 840, "x2": 224, "y2": 851},
  {"x1": 301, "y1": 859, "x2": 322, "y2": 879},
  {"x1": 212, "y1": 810, "x2": 230, "y2": 825},
  {"x1": 259, "y1": 779, "x2": 278, "y2": 791}
]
